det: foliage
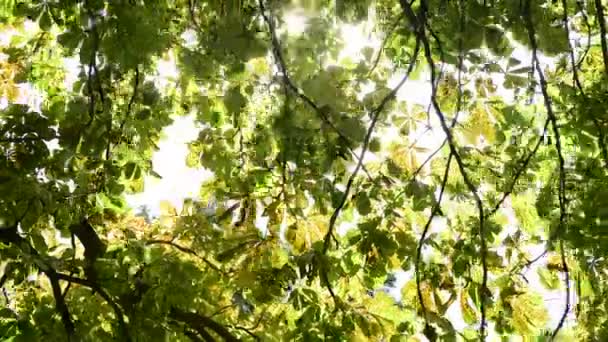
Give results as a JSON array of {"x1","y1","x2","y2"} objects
[{"x1": 1, "y1": 0, "x2": 608, "y2": 341}]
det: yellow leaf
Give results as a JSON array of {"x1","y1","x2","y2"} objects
[
  {"x1": 509, "y1": 292, "x2": 549, "y2": 334},
  {"x1": 460, "y1": 288, "x2": 478, "y2": 324},
  {"x1": 270, "y1": 246, "x2": 289, "y2": 269},
  {"x1": 462, "y1": 104, "x2": 496, "y2": 145},
  {"x1": 159, "y1": 215, "x2": 175, "y2": 228},
  {"x1": 159, "y1": 200, "x2": 177, "y2": 216}
]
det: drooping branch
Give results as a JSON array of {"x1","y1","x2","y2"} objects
[
  {"x1": 486, "y1": 119, "x2": 550, "y2": 217},
  {"x1": 575, "y1": 0, "x2": 592, "y2": 69},
  {"x1": 416, "y1": 0, "x2": 465, "y2": 329},
  {"x1": 258, "y1": 0, "x2": 346, "y2": 136},
  {"x1": 562, "y1": 0, "x2": 608, "y2": 169},
  {"x1": 398, "y1": 0, "x2": 488, "y2": 338},
  {"x1": 0, "y1": 224, "x2": 131, "y2": 341},
  {"x1": 257, "y1": 0, "x2": 372, "y2": 179},
  {"x1": 594, "y1": 0, "x2": 608, "y2": 75},
  {"x1": 322, "y1": 36, "x2": 421, "y2": 254},
  {"x1": 523, "y1": 1, "x2": 570, "y2": 338},
  {"x1": 84, "y1": 1, "x2": 102, "y2": 129},
  {"x1": 170, "y1": 307, "x2": 239, "y2": 342},
  {"x1": 118, "y1": 66, "x2": 140, "y2": 143},
  {"x1": 366, "y1": 13, "x2": 406, "y2": 77},
  {"x1": 0, "y1": 226, "x2": 76, "y2": 340},
  {"x1": 415, "y1": 152, "x2": 451, "y2": 326},
  {"x1": 314, "y1": 32, "x2": 421, "y2": 308}
]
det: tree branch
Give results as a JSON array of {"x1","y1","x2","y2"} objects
[
  {"x1": 0, "y1": 226, "x2": 75, "y2": 340},
  {"x1": 563, "y1": 0, "x2": 608, "y2": 169},
  {"x1": 257, "y1": 0, "x2": 373, "y2": 179},
  {"x1": 486, "y1": 119, "x2": 550, "y2": 217},
  {"x1": 366, "y1": 13, "x2": 406, "y2": 77},
  {"x1": 398, "y1": 0, "x2": 488, "y2": 338},
  {"x1": 55, "y1": 272, "x2": 130, "y2": 340},
  {"x1": 322, "y1": 36, "x2": 421, "y2": 254},
  {"x1": 594, "y1": 0, "x2": 608, "y2": 76},
  {"x1": 523, "y1": 1, "x2": 570, "y2": 338},
  {"x1": 170, "y1": 307, "x2": 239, "y2": 342}
]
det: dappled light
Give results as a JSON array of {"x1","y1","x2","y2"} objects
[{"x1": 1, "y1": 0, "x2": 608, "y2": 341}]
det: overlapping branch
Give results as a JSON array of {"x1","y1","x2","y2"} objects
[
  {"x1": 486, "y1": 118, "x2": 550, "y2": 217},
  {"x1": 398, "y1": 0, "x2": 488, "y2": 337},
  {"x1": 366, "y1": 13, "x2": 406, "y2": 77},
  {"x1": 594, "y1": 0, "x2": 608, "y2": 75},
  {"x1": 523, "y1": 0, "x2": 570, "y2": 338},
  {"x1": 170, "y1": 307, "x2": 239, "y2": 342},
  {"x1": 562, "y1": 0, "x2": 608, "y2": 169},
  {"x1": 415, "y1": 152, "x2": 452, "y2": 325},
  {"x1": 0, "y1": 224, "x2": 130, "y2": 341},
  {"x1": 415, "y1": 0, "x2": 465, "y2": 329},
  {"x1": 322, "y1": 37, "x2": 421, "y2": 254},
  {"x1": 257, "y1": 0, "x2": 372, "y2": 179},
  {"x1": 118, "y1": 66, "x2": 140, "y2": 141}
]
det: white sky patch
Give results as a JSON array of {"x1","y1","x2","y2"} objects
[
  {"x1": 62, "y1": 56, "x2": 81, "y2": 90},
  {"x1": 281, "y1": 7, "x2": 310, "y2": 36},
  {"x1": 255, "y1": 199, "x2": 270, "y2": 238},
  {"x1": 180, "y1": 29, "x2": 198, "y2": 49},
  {"x1": 154, "y1": 51, "x2": 179, "y2": 92},
  {"x1": 125, "y1": 115, "x2": 213, "y2": 217},
  {"x1": 337, "y1": 22, "x2": 380, "y2": 64},
  {"x1": 0, "y1": 28, "x2": 18, "y2": 46},
  {"x1": 22, "y1": 19, "x2": 38, "y2": 35},
  {"x1": 14, "y1": 83, "x2": 44, "y2": 113},
  {"x1": 393, "y1": 73, "x2": 432, "y2": 106}
]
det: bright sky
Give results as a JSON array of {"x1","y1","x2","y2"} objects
[{"x1": 2, "y1": 10, "x2": 574, "y2": 339}]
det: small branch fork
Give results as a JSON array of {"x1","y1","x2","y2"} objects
[
  {"x1": 0, "y1": 225, "x2": 130, "y2": 341},
  {"x1": 563, "y1": 0, "x2": 608, "y2": 169},
  {"x1": 257, "y1": 0, "x2": 373, "y2": 180},
  {"x1": 398, "y1": 0, "x2": 487, "y2": 338},
  {"x1": 416, "y1": 0, "x2": 465, "y2": 330},
  {"x1": 523, "y1": 0, "x2": 570, "y2": 339}
]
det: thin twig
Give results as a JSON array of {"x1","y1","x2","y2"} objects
[
  {"x1": 322, "y1": 37, "x2": 422, "y2": 254},
  {"x1": 486, "y1": 119, "x2": 550, "y2": 218},
  {"x1": 119, "y1": 66, "x2": 140, "y2": 134},
  {"x1": 145, "y1": 239, "x2": 226, "y2": 274},
  {"x1": 574, "y1": 1, "x2": 592, "y2": 69},
  {"x1": 366, "y1": 13, "x2": 406, "y2": 78},
  {"x1": 416, "y1": 0, "x2": 466, "y2": 328},
  {"x1": 415, "y1": 152, "x2": 452, "y2": 325}
]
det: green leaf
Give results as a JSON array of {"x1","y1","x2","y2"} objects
[
  {"x1": 136, "y1": 108, "x2": 152, "y2": 120},
  {"x1": 124, "y1": 162, "x2": 137, "y2": 178},
  {"x1": 356, "y1": 193, "x2": 372, "y2": 216},
  {"x1": 270, "y1": 246, "x2": 289, "y2": 269},
  {"x1": 537, "y1": 267, "x2": 560, "y2": 290},
  {"x1": 38, "y1": 11, "x2": 52, "y2": 31},
  {"x1": 224, "y1": 87, "x2": 246, "y2": 115}
]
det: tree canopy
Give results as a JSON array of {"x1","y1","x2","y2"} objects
[{"x1": 1, "y1": 0, "x2": 608, "y2": 340}]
